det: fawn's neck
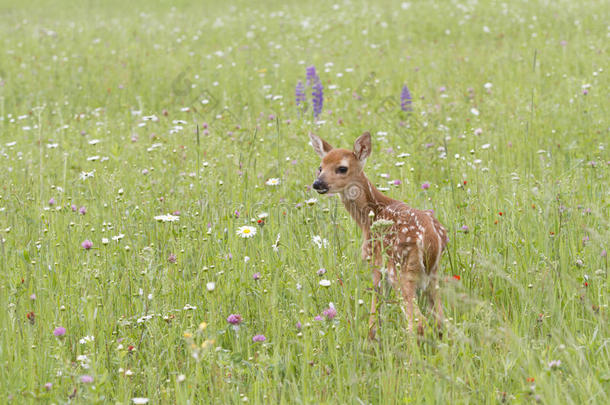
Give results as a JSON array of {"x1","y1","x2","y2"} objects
[{"x1": 339, "y1": 172, "x2": 393, "y2": 234}]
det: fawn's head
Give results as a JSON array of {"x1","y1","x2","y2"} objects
[{"x1": 309, "y1": 132, "x2": 372, "y2": 195}]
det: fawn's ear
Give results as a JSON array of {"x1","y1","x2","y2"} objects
[
  {"x1": 353, "y1": 131, "x2": 372, "y2": 164},
  {"x1": 309, "y1": 133, "x2": 333, "y2": 158}
]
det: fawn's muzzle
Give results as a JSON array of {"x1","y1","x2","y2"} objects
[{"x1": 312, "y1": 179, "x2": 329, "y2": 194}]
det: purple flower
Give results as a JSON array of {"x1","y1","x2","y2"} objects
[
  {"x1": 81, "y1": 240, "x2": 93, "y2": 250},
  {"x1": 421, "y1": 182, "x2": 430, "y2": 190},
  {"x1": 48, "y1": 198, "x2": 56, "y2": 206},
  {"x1": 44, "y1": 382, "x2": 52, "y2": 391},
  {"x1": 168, "y1": 253, "x2": 177, "y2": 263},
  {"x1": 252, "y1": 334, "x2": 266, "y2": 342},
  {"x1": 312, "y1": 79, "x2": 324, "y2": 119},
  {"x1": 227, "y1": 314, "x2": 242, "y2": 325},
  {"x1": 461, "y1": 225, "x2": 469, "y2": 233},
  {"x1": 314, "y1": 315, "x2": 323, "y2": 321},
  {"x1": 53, "y1": 327, "x2": 66, "y2": 337},
  {"x1": 79, "y1": 206, "x2": 87, "y2": 215},
  {"x1": 393, "y1": 179, "x2": 402, "y2": 186},
  {"x1": 295, "y1": 80, "x2": 306, "y2": 108},
  {"x1": 80, "y1": 375, "x2": 94, "y2": 384},
  {"x1": 306, "y1": 65, "x2": 317, "y2": 85},
  {"x1": 602, "y1": 249, "x2": 607, "y2": 258},
  {"x1": 400, "y1": 85, "x2": 412, "y2": 112},
  {"x1": 71, "y1": 204, "x2": 77, "y2": 212},
  {"x1": 296, "y1": 321, "x2": 302, "y2": 330},
  {"x1": 323, "y1": 307, "x2": 337, "y2": 320},
  {"x1": 234, "y1": 210, "x2": 240, "y2": 218},
  {"x1": 317, "y1": 268, "x2": 327, "y2": 276},
  {"x1": 253, "y1": 272, "x2": 261, "y2": 281}
]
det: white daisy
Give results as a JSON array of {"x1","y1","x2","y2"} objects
[
  {"x1": 132, "y1": 398, "x2": 149, "y2": 404},
  {"x1": 80, "y1": 170, "x2": 95, "y2": 180},
  {"x1": 257, "y1": 212, "x2": 269, "y2": 219},
  {"x1": 312, "y1": 235, "x2": 329, "y2": 249},
  {"x1": 305, "y1": 198, "x2": 317, "y2": 206},
  {"x1": 265, "y1": 178, "x2": 280, "y2": 186},
  {"x1": 319, "y1": 279, "x2": 331, "y2": 287},
  {"x1": 154, "y1": 214, "x2": 180, "y2": 222},
  {"x1": 206, "y1": 282, "x2": 216, "y2": 291},
  {"x1": 237, "y1": 226, "x2": 257, "y2": 238}
]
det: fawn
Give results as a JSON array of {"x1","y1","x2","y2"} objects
[{"x1": 309, "y1": 132, "x2": 449, "y2": 339}]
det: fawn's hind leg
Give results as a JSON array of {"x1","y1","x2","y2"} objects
[
  {"x1": 398, "y1": 252, "x2": 426, "y2": 335},
  {"x1": 425, "y1": 272, "x2": 444, "y2": 335}
]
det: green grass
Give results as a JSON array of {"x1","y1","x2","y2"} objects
[{"x1": 0, "y1": 0, "x2": 608, "y2": 403}]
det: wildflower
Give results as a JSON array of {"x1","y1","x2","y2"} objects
[
  {"x1": 206, "y1": 282, "x2": 216, "y2": 291},
  {"x1": 312, "y1": 79, "x2": 324, "y2": 119},
  {"x1": 252, "y1": 334, "x2": 266, "y2": 342},
  {"x1": 296, "y1": 321, "x2": 302, "y2": 330},
  {"x1": 79, "y1": 335, "x2": 95, "y2": 344},
  {"x1": 265, "y1": 178, "x2": 280, "y2": 186},
  {"x1": 319, "y1": 279, "x2": 331, "y2": 287},
  {"x1": 81, "y1": 240, "x2": 93, "y2": 250},
  {"x1": 548, "y1": 360, "x2": 561, "y2": 369},
  {"x1": 79, "y1": 206, "x2": 86, "y2": 215},
  {"x1": 80, "y1": 375, "x2": 94, "y2": 383},
  {"x1": 400, "y1": 85, "x2": 412, "y2": 112},
  {"x1": 71, "y1": 204, "x2": 77, "y2": 212},
  {"x1": 236, "y1": 226, "x2": 257, "y2": 238},
  {"x1": 317, "y1": 268, "x2": 327, "y2": 276},
  {"x1": 253, "y1": 272, "x2": 261, "y2": 280},
  {"x1": 44, "y1": 383, "x2": 52, "y2": 391},
  {"x1": 421, "y1": 182, "x2": 430, "y2": 190},
  {"x1": 132, "y1": 399, "x2": 150, "y2": 404},
  {"x1": 461, "y1": 225, "x2": 469, "y2": 233},
  {"x1": 314, "y1": 315, "x2": 324, "y2": 321},
  {"x1": 323, "y1": 307, "x2": 337, "y2": 320},
  {"x1": 602, "y1": 250, "x2": 607, "y2": 258},
  {"x1": 234, "y1": 210, "x2": 240, "y2": 218},
  {"x1": 168, "y1": 253, "x2": 177, "y2": 263},
  {"x1": 306, "y1": 65, "x2": 317, "y2": 85},
  {"x1": 48, "y1": 198, "x2": 56, "y2": 206},
  {"x1": 453, "y1": 275, "x2": 461, "y2": 281},
  {"x1": 295, "y1": 80, "x2": 306, "y2": 108},
  {"x1": 312, "y1": 235, "x2": 329, "y2": 249},
  {"x1": 227, "y1": 314, "x2": 242, "y2": 325},
  {"x1": 154, "y1": 214, "x2": 180, "y2": 222}
]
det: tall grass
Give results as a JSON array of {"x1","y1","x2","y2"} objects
[{"x1": 0, "y1": 0, "x2": 607, "y2": 403}]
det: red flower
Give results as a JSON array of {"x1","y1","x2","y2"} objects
[
  {"x1": 498, "y1": 212, "x2": 503, "y2": 216},
  {"x1": 526, "y1": 377, "x2": 535, "y2": 383},
  {"x1": 128, "y1": 345, "x2": 135, "y2": 352},
  {"x1": 453, "y1": 275, "x2": 461, "y2": 281},
  {"x1": 584, "y1": 282, "x2": 589, "y2": 287},
  {"x1": 26, "y1": 311, "x2": 35, "y2": 324}
]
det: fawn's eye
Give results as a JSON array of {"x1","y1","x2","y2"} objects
[
  {"x1": 336, "y1": 166, "x2": 348, "y2": 174},
  {"x1": 318, "y1": 166, "x2": 322, "y2": 172}
]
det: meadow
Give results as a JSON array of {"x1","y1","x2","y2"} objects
[{"x1": 0, "y1": 0, "x2": 608, "y2": 403}]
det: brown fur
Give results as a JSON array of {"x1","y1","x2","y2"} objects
[{"x1": 310, "y1": 132, "x2": 448, "y2": 338}]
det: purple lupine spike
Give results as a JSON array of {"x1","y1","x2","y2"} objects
[
  {"x1": 295, "y1": 80, "x2": 306, "y2": 107},
  {"x1": 400, "y1": 84, "x2": 412, "y2": 112},
  {"x1": 312, "y1": 78, "x2": 324, "y2": 119},
  {"x1": 306, "y1": 66, "x2": 317, "y2": 86}
]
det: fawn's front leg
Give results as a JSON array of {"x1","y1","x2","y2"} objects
[{"x1": 365, "y1": 239, "x2": 383, "y2": 340}]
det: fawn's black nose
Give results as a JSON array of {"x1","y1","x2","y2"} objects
[{"x1": 312, "y1": 179, "x2": 329, "y2": 194}]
